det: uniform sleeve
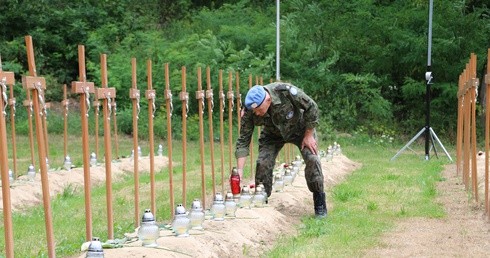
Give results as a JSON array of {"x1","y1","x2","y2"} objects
[
  {"x1": 235, "y1": 110, "x2": 255, "y2": 158},
  {"x1": 294, "y1": 89, "x2": 319, "y2": 129}
]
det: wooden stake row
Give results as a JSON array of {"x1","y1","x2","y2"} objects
[
  {"x1": 456, "y1": 53, "x2": 488, "y2": 222},
  {"x1": 1, "y1": 37, "x2": 268, "y2": 256}
]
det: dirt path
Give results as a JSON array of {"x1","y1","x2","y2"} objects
[{"x1": 364, "y1": 163, "x2": 490, "y2": 257}]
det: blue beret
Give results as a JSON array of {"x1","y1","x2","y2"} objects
[{"x1": 245, "y1": 85, "x2": 266, "y2": 110}]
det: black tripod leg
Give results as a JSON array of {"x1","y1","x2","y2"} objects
[{"x1": 429, "y1": 130, "x2": 439, "y2": 158}]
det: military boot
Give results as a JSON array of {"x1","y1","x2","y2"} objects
[{"x1": 313, "y1": 192, "x2": 327, "y2": 218}]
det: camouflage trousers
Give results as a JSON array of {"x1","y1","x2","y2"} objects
[{"x1": 254, "y1": 130, "x2": 324, "y2": 197}]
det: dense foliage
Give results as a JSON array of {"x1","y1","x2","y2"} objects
[{"x1": 1, "y1": 0, "x2": 489, "y2": 141}]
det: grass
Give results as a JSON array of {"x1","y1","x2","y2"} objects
[
  {"x1": 0, "y1": 125, "x2": 454, "y2": 257},
  {"x1": 266, "y1": 138, "x2": 450, "y2": 257},
  {"x1": 0, "y1": 129, "x2": 256, "y2": 257}
]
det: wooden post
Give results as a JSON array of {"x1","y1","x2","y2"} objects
[
  {"x1": 63, "y1": 84, "x2": 69, "y2": 158},
  {"x1": 236, "y1": 72, "x2": 241, "y2": 136},
  {"x1": 457, "y1": 74, "x2": 463, "y2": 177},
  {"x1": 71, "y1": 44, "x2": 95, "y2": 241},
  {"x1": 485, "y1": 49, "x2": 490, "y2": 218},
  {"x1": 248, "y1": 74, "x2": 254, "y2": 177},
  {"x1": 42, "y1": 101, "x2": 50, "y2": 162},
  {"x1": 8, "y1": 80, "x2": 17, "y2": 178},
  {"x1": 463, "y1": 64, "x2": 471, "y2": 189},
  {"x1": 470, "y1": 54, "x2": 478, "y2": 202},
  {"x1": 164, "y1": 63, "x2": 175, "y2": 217},
  {"x1": 23, "y1": 35, "x2": 55, "y2": 258},
  {"x1": 93, "y1": 100, "x2": 100, "y2": 159},
  {"x1": 112, "y1": 101, "x2": 119, "y2": 159},
  {"x1": 218, "y1": 70, "x2": 226, "y2": 194},
  {"x1": 206, "y1": 66, "x2": 216, "y2": 197},
  {"x1": 0, "y1": 57, "x2": 15, "y2": 258},
  {"x1": 180, "y1": 66, "x2": 188, "y2": 207},
  {"x1": 97, "y1": 53, "x2": 116, "y2": 239},
  {"x1": 227, "y1": 71, "x2": 234, "y2": 172},
  {"x1": 130, "y1": 57, "x2": 140, "y2": 227},
  {"x1": 196, "y1": 67, "x2": 207, "y2": 208},
  {"x1": 23, "y1": 91, "x2": 36, "y2": 166},
  {"x1": 255, "y1": 75, "x2": 262, "y2": 141},
  {"x1": 146, "y1": 59, "x2": 157, "y2": 216},
  {"x1": 485, "y1": 48, "x2": 490, "y2": 220},
  {"x1": 1, "y1": 56, "x2": 18, "y2": 178}
]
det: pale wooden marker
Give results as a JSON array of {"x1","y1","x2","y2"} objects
[
  {"x1": 227, "y1": 71, "x2": 234, "y2": 172},
  {"x1": 42, "y1": 101, "x2": 50, "y2": 161},
  {"x1": 129, "y1": 57, "x2": 140, "y2": 227},
  {"x1": 96, "y1": 53, "x2": 116, "y2": 239},
  {"x1": 93, "y1": 100, "x2": 100, "y2": 159},
  {"x1": 180, "y1": 66, "x2": 188, "y2": 207},
  {"x1": 146, "y1": 59, "x2": 157, "y2": 215},
  {"x1": 218, "y1": 70, "x2": 226, "y2": 193},
  {"x1": 206, "y1": 66, "x2": 216, "y2": 197},
  {"x1": 71, "y1": 45, "x2": 95, "y2": 241},
  {"x1": 485, "y1": 49, "x2": 490, "y2": 220},
  {"x1": 62, "y1": 84, "x2": 69, "y2": 158},
  {"x1": 23, "y1": 90, "x2": 36, "y2": 166},
  {"x1": 236, "y1": 71, "x2": 241, "y2": 136},
  {"x1": 470, "y1": 54, "x2": 478, "y2": 202},
  {"x1": 112, "y1": 101, "x2": 119, "y2": 159},
  {"x1": 164, "y1": 63, "x2": 175, "y2": 217},
  {"x1": 23, "y1": 35, "x2": 55, "y2": 258},
  {"x1": 0, "y1": 56, "x2": 18, "y2": 179},
  {"x1": 196, "y1": 67, "x2": 207, "y2": 208},
  {"x1": 248, "y1": 74, "x2": 254, "y2": 178},
  {"x1": 0, "y1": 56, "x2": 15, "y2": 258}
]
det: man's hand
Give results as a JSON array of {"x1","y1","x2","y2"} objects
[{"x1": 301, "y1": 128, "x2": 318, "y2": 155}]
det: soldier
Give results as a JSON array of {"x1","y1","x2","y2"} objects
[{"x1": 235, "y1": 82, "x2": 327, "y2": 218}]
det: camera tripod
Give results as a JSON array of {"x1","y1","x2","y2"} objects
[
  {"x1": 391, "y1": 0, "x2": 452, "y2": 162},
  {"x1": 390, "y1": 124, "x2": 452, "y2": 161}
]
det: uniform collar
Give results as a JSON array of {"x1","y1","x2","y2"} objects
[{"x1": 264, "y1": 85, "x2": 282, "y2": 106}]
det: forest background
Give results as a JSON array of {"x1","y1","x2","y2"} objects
[{"x1": 1, "y1": 0, "x2": 488, "y2": 143}]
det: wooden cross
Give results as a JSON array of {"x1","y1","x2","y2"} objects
[
  {"x1": 129, "y1": 57, "x2": 140, "y2": 227},
  {"x1": 180, "y1": 66, "x2": 189, "y2": 207},
  {"x1": 96, "y1": 53, "x2": 116, "y2": 239},
  {"x1": 23, "y1": 91, "x2": 36, "y2": 165},
  {"x1": 22, "y1": 35, "x2": 55, "y2": 258},
  {"x1": 0, "y1": 56, "x2": 17, "y2": 176},
  {"x1": 227, "y1": 71, "x2": 234, "y2": 172},
  {"x1": 145, "y1": 59, "x2": 157, "y2": 216},
  {"x1": 218, "y1": 69, "x2": 226, "y2": 193},
  {"x1": 205, "y1": 66, "x2": 216, "y2": 198},
  {"x1": 93, "y1": 100, "x2": 100, "y2": 158},
  {"x1": 71, "y1": 44, "x2": 95, "y2": 241},
  {"x1": 196, "y1": 66, "x2": 206, "y2": 208},
  {"x1": 164, "y1": 63, "x2": 175, "y2": 219},
  {"x1": 0, "y1": 55, "x2": 15, "y2": 258}
]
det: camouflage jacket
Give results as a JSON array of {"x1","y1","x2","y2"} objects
[{"x1": 235, "y1": 82, "x2": 319, "y2": 158}]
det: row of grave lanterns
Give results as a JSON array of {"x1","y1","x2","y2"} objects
[
  {"x1": 85, "y1": 155, "x2": 305, "y2": 256},
  {"x1": 319, "y1": 142, "x2": 342, "y2": 162},
  {"x1": 18, "y1": 144, "x2": 163, "y2": 182},
  {"x1": 83, "y1": 143, "x2": 341, "y2": 256}
]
